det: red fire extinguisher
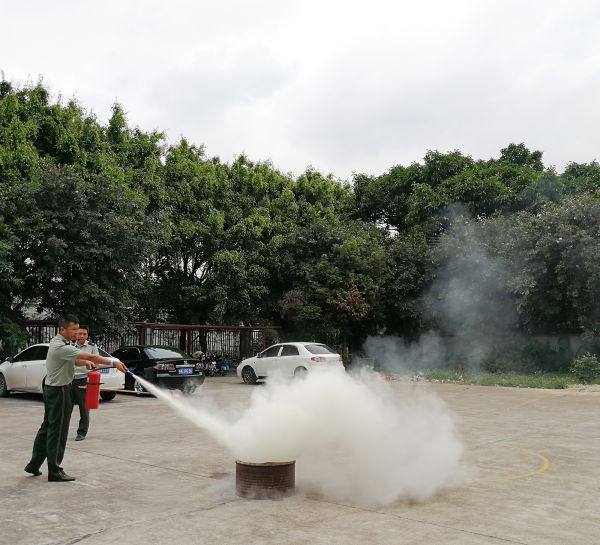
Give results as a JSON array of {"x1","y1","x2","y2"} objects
[{"x1": 85, "y1": 370, "x2": 102, "y2": 410}]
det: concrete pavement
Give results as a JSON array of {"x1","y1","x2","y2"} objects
[{"x1": 1, "y1": 377, "x2": 599, "y2": 545}]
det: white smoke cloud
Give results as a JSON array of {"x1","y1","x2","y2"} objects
[
  {"x1": 132, "y1": 369, "x2": 464, "y2": 506},
  {"x1": 360, "y1": 332, "x2": 447, "y2": 373},
  {"x1": 360, "y1": 214, "x2": 521, "y2": 374}
]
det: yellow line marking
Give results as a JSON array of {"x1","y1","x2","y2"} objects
[
  {"x1": 477, "y1": 464, "x2": 522, "y2": 473},
  {"x1": 475, "y1": 445, "x2": 551, "y2": 484}
]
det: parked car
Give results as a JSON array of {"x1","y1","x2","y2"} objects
[
  {"x1": 237, "y1": 342, "x2": 344, "y2": 384},
  {"x1": 112, "y1": 345, "x2": 204, "y2": 394},
  {"x1": 0, "y1": 343, "x2": 124, "y2": 400}
]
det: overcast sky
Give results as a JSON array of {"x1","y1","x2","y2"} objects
[{"x1": 2, "y1": 0, "x2": 600, "y2": 179}]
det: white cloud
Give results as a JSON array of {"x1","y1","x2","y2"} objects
[{"x1": 2, "y1": 0, "x2": 600, "y2": 178}]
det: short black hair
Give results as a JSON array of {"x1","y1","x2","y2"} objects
[
  {"x1": 79, "y1": 325, "x2": 89, "y2": 331},
  {"x1": 58, "y1": 314, "x2": 80, "y2": 329}
]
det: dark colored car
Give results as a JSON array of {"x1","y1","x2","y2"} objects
[{"x1": 112, "y1": 345, "x2": 204, "y2": 394}]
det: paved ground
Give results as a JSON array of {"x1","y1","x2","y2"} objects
[{"x1": 1, "y1": 376, "x2": 599, "y2": 545}]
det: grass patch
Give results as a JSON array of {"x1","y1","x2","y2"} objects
[{"x1": 422, "y1": 369, "x2": 578, "y2": 389}]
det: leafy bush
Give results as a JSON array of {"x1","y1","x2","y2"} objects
[
  {"x1": 515, "y1": 342, "x2": 572, "y2": 373},
  {"x1": 479, "y1": 339, "x2": 571, "y2": 374},
  {"x1": 570, "y1": 354, "x2": 600, "y2": 383},
  {"x1": 423, "y1": 369, "x2": 573, "y2": 389}
]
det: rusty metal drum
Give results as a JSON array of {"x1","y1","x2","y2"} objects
[{"x1": 235, "y1": 460, "x2": 296, "y2": 498}]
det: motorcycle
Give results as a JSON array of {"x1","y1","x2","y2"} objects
[
  {"x1": 205, "y1": 359, "x2": 217, "y2": 377},
  {"x1": 194, "y1": 352, "x2": 230, "y2": 377},
  {"x1": 194, "y1": 351, "x2": 217, "y2": 377},
  {"x1": 216, "y1": 355, "x2": 230, "y2": 376}
]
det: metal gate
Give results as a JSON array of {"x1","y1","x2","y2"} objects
[{"x1": 20, "y1": 320, "x2": 280, "y2": 362}]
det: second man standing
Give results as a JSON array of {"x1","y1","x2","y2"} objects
[{"x1": 72, "y1": 325, "x2": 98, "y2": 441}]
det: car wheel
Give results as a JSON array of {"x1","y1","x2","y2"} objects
[
  {"x1": 125, "y1": 372, "x2": 145, "y2": 394},
  {"x1": 294, "y1": 367, "x2": 308, "y2": 378},
  {"x1": 241, "y1": 366, "x2": 257, "y2": 384},
  {"x1": 133, "y1": 380, "x2": 146, "y2": 395},
  {"x1": 0, "y1": 374, "x2": 9, "y2": 397},
  {"x1": 181, "y1": 380, "x2": 199, "y2": 395},
  {"x1": 125, "y1": 373, "x2": 133, "y2": 391},
  {"x1": 100, "y1": 392, "x2": 117, "y2": 401}
]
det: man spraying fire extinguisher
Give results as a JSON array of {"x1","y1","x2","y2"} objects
[{"x1": 24, "y1": 315, "x2": 127, "y2": 482}]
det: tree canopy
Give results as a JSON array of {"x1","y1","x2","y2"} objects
[{"x1": 1, "y1": 81, "x2": 599, "y2": 366}]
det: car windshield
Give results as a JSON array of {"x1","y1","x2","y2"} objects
[
  {"x1": 304, "y1": 344, "x2": 336, "y2": 355},
  {"x1": 144, "y1": 347, "x2": 189, "y2": 359}
]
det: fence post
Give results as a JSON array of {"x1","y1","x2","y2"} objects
[{"x1": 240, "y1": 329, "x2": 251, "y2": 359}]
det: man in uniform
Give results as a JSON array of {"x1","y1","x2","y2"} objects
[
  {"x1": 24, "y1": 314, "x2": 127, "y2": 482},
  {"x1": 72, "y1": 325, "x2": 98, "y2": 441}
]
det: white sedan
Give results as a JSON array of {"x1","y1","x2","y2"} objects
[
  {"x1": 0, "y1": 343, "x2": 124, "y2": 400},
  {"x1": 237, "y1": 342, "x2": 344, "y2": 384}
]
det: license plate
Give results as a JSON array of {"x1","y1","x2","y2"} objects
[
  {"x1": 100, "y1": 368, "x2": 110, "y2": 374},
  {"x1": 178, "y1": 368, "x2": 193, "y2": 375}
]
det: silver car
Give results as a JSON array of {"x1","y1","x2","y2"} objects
[
  {"x1": 237, "y1": 342, "x2": 344, "y2": 384},
  {"x1": 0, "y1": 343, "x2": 124, "y2": 400}
]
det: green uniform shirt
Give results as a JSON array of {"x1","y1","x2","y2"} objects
[
  {"x1": 73, "y1": 340, "x2": 99, "y2": 379},
  {"x1": 45, "y1": 334, "x2": 81, "y2": 387}
]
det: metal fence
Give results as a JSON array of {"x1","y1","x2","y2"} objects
[
  {"x1": 24, "y1": 320, "x2": 59, "y2": 345},
  {"x1": 21, "y1": 321, "x2": 280, "y2": 362},
  {"x1": 130, "y1": 323, "x2": 279, "y2": 361}
]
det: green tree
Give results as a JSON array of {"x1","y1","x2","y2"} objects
[
  {"x1": 380, "y1": 230, "x2": 433, "y2": 336},
  {"x1": 500, "y1": 142, "x2": 544, "y2": 172},
  {"x1": 493, "y1": 196, "x2": 600, "y2": 335},
  {"x1": 355, "y1": 145, "x2": 553, "y2": 233},
  {"x1": 0, "y1": 82, "x2": 165, "y2": 348},
  {"x1": 3, "y1": 164, "x2": 156, "y2": 331},
  {"x1": 277, "y1": 220, "x2": 386, "y2": 347},
  {"x1": 562, "y1": 161, "x2": 600, "y2": 195},
  {"x1": 4, "y1": 78, "x2": 600, "y2": 366}
]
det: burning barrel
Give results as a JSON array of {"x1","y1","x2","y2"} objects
[{"x1": 235, "y1": 460, "x2": 295, "y2": 498}]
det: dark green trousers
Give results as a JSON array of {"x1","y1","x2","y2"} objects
[
  {"x1": 72, "y1": 377, "x2": 90, "y2": 436},
  {"x1": 28, "y1": 383, "x2": 73, "y2": 478}
]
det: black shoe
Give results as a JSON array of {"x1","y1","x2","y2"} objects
[
  {"x1": 48, "y1": 473, "x2": 76, "y2": 482},
  {"x1": 75, "y1": 434, "x2": 86, "y2": 441},
  {"x1": 24, "y1": 463, "x2": 42, "y2": 477}
]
